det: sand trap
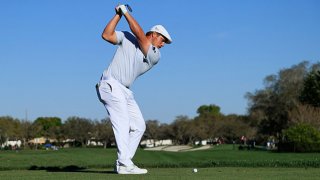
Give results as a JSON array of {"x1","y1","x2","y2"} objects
[{"x1": 144, "y1": 145, "x2": 211, "y2": 152}]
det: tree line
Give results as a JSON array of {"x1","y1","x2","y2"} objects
[
  {"x1": 245, "y1": 61, "x2": 320, "y2": 151},
  {"x1": 1, "y1": 61, "x2": 320, "y2": 151},
  {"x1": 0, "y1": 107, "x2": 252, "y2": 149}
]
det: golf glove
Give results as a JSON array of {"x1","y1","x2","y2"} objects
[{"x1": 116, "y1": 4, "x2": 128, "y2": 15}]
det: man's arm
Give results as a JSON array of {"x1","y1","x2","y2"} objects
[
  {"x1": 122, "y1": 9, "x2": 151, "y2": 56},
  {"x1": 101, "y1": 13, "x2": 121, "y2": 45}
]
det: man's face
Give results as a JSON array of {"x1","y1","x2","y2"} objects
[{"x1": 152, "y1": 32, "x2": 167, "y2": 49}]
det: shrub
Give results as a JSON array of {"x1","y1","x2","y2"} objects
[{"x1": 280, "y1": 123, "x2": 320, "y2": 152}]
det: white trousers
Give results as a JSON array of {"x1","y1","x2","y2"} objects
[{"x1": 96, "y1": 78, "x2": 146, "y2": 166}]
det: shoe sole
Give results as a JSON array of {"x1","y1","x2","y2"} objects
[{"x1": 117, "y1": 171, "x2": 147, "y2": 174}]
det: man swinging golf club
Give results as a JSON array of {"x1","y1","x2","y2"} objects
[{"x1": 96, "y1": 4, "x2": 172, "y2": 174}]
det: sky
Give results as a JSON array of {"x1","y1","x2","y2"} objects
[{"x1": 1, "y1": 0, "x2": 319, "y2": 123}]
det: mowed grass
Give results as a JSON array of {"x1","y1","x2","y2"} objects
[
  {"x1": 1, "y1": 168, "x2": 320, "y2": 180},
  {"x1": 1, "y1": 145, "x2": 320, "y2": 170},
  {"x1": 0, "y1": 145, "x2": 320, "y2": 179}
]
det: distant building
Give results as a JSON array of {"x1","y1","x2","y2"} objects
[
  {"x1": 1, "y1": 139, "x2": 22, "y2": 148},
  {"x1": 195, "y1": 140, "x2": 207, "y2": 146},
  {"x1": 140, "y1": 139, "x2": 173, "y2": 148},
  {"x1": 28, "y1": 137, "x2": 57, "y2": 144},
  {"x1": 87, "y1": 139, "x2": 104, "y2": 146}
]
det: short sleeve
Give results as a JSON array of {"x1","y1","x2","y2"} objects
[
  {"x1": 115, "y1": 31, "x2": 124, "y2": 45},
  {"x1": 146, "y1": 45, "x2": 161, "y2": 65}
]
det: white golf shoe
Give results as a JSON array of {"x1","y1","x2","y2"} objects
[{"x1": 117, "y1": 165, "x2": 148, "y2": 174}]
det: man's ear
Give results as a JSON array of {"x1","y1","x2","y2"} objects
[{"x1": 151, "y1": 32, "x2": 158, "y2": 38}]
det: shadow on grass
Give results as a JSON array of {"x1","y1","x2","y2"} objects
[{"x1": 28, "y1": 165, "x2": 116, "y2": 174}]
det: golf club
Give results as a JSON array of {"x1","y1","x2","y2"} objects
[{"x1": 125, "y1": 4, "x2": 132, "y2": 12}]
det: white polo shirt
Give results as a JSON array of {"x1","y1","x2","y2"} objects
[{"x1": 102, "y1": 31, "x2": 161, "y2": 88}]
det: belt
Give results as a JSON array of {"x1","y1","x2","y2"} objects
[{"x1": 99, "y1": 76, "x2": 130, "y2": 89}]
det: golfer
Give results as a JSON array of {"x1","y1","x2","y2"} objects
[{"x1": 96, "y1": 4, "x2": 172, "y2": 174}]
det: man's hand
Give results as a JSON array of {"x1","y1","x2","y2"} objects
[
  {"x1": 115, "y1": 5, "x2": 121, "y2": 15},
  {"x1": 116, "y1": 4, "x2": 128, "y2": 15}
]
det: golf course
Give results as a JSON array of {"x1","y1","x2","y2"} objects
[{"x1": 1, "y1": 145, "x2": 319, "y2": 179}]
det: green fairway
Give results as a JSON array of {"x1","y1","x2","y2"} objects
[
  {"x1": 1, "y1": 145, "x2": 319, "y2": 170},
  {"x1": 0, "y1": 168, "x2": 320, "y2": 180},
  {"x1": 0, "y1": 145, "x2": 320, "y2": 179}
]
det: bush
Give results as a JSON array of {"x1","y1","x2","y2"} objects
[{"x1": 280, "y1": 123, "x2": 320, "y2": 152}]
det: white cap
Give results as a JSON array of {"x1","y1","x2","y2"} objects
[{"x1": 149, "y1": 25, "x2": 172, "y2": 44}]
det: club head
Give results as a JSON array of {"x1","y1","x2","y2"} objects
[{"x1": 125, "y1": 4, "x2": 132, "y2": 12}]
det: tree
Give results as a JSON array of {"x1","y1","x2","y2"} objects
[
  {"x1": 246, "y1": 61, "x2": 311, "y2": 136},
  {"x1": 144, "y1": 120, "x2": 160, "y2": 147},
  {"x1": 93, "y1": 118, "x2": 114, "y2": 148},
  {"x1": 214, "y1": 115, "x2": 256, "y2": 143},
  {"x1": 32, "y1": 117, "x2": 62, "y2": 139},
  {"x1": 197, "y1": 104, "x2": 222, "y2": 117},
  {"x1": 19, "y1": 120, "x2": 33, "y2": 149},
  {"x1": 300, "y1": 69, "x2": 320, "y2": 107},
  {"x1": 0, "y1": 116, "x2": 21, "y2": 148},
  {"x1": 282, "y1": 123, "x2": 320, "y2": 152},
  {"x1": 171, "y1": 116, "x2": 193, "y2": 145},
  {"x1": 288, "y1": 103, "x2": 320, "y2": 130},
  {"x1": 194, "y1": 104, "x2": 223, "y2": 141},
  {"x1": 63, "y1": 117, "x2": 93, "y2": 147},
  {"x1": 157, "y1": 123, "x2": 174, "y2": 140}
]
